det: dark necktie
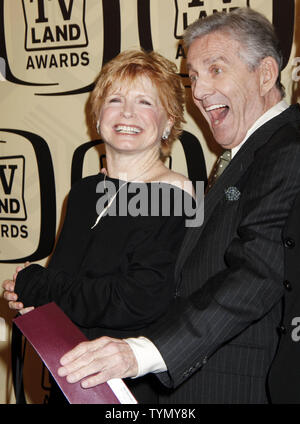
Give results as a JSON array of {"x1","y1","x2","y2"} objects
[{"x1": 206, "y1": 149, "x2": 231, "y2": 191}]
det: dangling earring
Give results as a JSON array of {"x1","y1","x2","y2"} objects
[
  {"x1": 96, "y1": 121, "x2": 101, "y2": 135},
  {"x1": 162, "y1": 128, "x2": 170, "y2": 140}
]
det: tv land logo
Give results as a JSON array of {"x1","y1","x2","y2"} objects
[
  {"x1": 23, "y1": 0, "x2": 90, "y2": 87},
  {"x1": 0, "y1": 129, "x2": 56, "y2": 263},
  {"x1": 0, "y1": 156, "x2": 27, "y2": 222},
  {"x1": 174, "y1": 0, "x2": 249, "y2": 39},
  {"x1": 0, "y1": 0, "x2": 126, "y2": 95},
  {"x1": 0, "y1": 156, "x2": 29, "y2": 243},
  {"x1": 0, "y1": 0, "x2": 94, "y2": 94},
  {"x1": 23, "y1": 0, "x2": 88, "y2": 51}
]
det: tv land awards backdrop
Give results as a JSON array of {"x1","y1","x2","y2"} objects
[{"x1": 0, "y1": 0, "x2": 299, "y2": 403}]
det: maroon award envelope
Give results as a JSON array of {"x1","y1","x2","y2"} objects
[{"x1": 13, "y1": 302, "x2": 137, "y2": 404}]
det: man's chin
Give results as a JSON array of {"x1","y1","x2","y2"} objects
[
  {"x1": 212, "y1": 131, "x2": 229, "y2": 147},
  {"x1": 211, "y1": 124, "x2": 235, "y2": 147}
]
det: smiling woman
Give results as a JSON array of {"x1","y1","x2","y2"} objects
[
  {"x1": 91, "y1": 49, "x2": 186, "y2": 159},
  {"x1": 98, "y1": 75, "x2": 171, "y2": 157}
]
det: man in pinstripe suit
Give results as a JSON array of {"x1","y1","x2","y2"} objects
[{"x1": 58, "y1": 8, "x2": 300, "y2": 403}]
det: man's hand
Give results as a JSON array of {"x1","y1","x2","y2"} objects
[
  {"x1": 2, "y1": 262, "x2": 34, "y2": 314},
  {"x1": 58, "y1": 336, "x2": 138, "y2": 388}
]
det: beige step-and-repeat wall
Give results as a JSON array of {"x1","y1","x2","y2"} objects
[{"x1": 0, "y1": 0, "x2": 299, "y2": 403}]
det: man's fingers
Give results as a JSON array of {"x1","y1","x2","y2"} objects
[
  {"x1": 60, "y1": 337, "x2": 112, "y2": 366},
  {"x1": 61, "y1": 353, "x2": 121, "y2": 387},
  {"x1": 58, "y1": 337, "x2": 114, "y2": 374},
  {"x1": 80, "y1": 364, "x2": 123, "y2": 388},
  {"x1": 65, "y1": 358, "x2": 104, "y2": 384},
  {"x1": 60, "y1": 341, "x2": 95, "y2": 367},
  {"x1": 58, "y1": 347, "x2": 97, "y2": 377},
  {"x1": 81, "y1": 372, "x2": 106, "y2": 388},
  {"x1": 81, "y1": 343, "x2": 138, "y2": 388},
  {"x1": 58, "y1": 338, "x2": 138, "y2": 388}
]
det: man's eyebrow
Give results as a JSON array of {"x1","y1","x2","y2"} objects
[
  {"x1": 203, "y1": 55, "x2": 230, "y2": 65},
  {"x1": 187, "y1": 55, "x2": 230, "y2": 71}
]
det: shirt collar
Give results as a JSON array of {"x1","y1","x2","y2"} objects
[{"x1": 231, "y1": 100, "x2": 289, "y2": 158}]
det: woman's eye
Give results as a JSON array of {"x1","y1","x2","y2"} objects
[
  {"x1": 108, "y1": 97, "x2": 121, "y2": 103},
  {"x1": 140, "y1": 99, "x2": 152, "y2": 105},
  {"x1": 189, "y1": 74, "x2": 197, "y2": 82}
]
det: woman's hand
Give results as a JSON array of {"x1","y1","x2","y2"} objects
[{"x1": 2, "y1": 262, "x2": 35, "y2": 314}]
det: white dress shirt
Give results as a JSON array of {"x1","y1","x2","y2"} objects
[
  {"x1": 125, "y1": 99, "x2": 289, "y2": 378},
  {"x1": 231, "y1": 100, "x2": 288, "y2": 158}
]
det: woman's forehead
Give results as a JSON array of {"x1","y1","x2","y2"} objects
[{"x1": 108, "y1": 74, "x2": 158, "y2": 95}]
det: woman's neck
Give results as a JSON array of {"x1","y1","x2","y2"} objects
[{"x1": 105, "y1": 148, "x2": 165, "y2": 182}]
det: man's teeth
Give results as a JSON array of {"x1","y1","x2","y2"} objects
[
  {"x1": 115, "y1": 125, "x2": 141, "y2": 134},
  {"x1": 205, "y1": 104, "x2": 227, "y2": 112}
]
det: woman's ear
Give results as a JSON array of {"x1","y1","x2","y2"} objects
[
  {"x1": 259, "y1": 56, "x2": 279, "y2": 96},
  {"x1": 162, "y1": 118, "x2": 174, "y2": 141}
]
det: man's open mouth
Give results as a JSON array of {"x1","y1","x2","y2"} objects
[{"x1": 205, "y1": 104, "x2": 229, "y2": 125}]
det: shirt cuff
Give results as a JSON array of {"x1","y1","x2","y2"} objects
[{"x1": 125, "y1": 336, "x2": 167, "y2": 378}]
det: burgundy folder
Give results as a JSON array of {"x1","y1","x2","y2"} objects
[{"x1": 13, "y1": 302, "x2": 137, "y2": 404}]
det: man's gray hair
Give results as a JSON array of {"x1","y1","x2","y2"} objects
[{"x1": 184, "y1": 8, "x2": 285, "y2": 97}]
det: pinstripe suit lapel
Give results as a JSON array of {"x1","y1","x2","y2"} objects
[
  {"x1": 175, "y1": 105, "x2": 300, "y2": 280},
  {"x1": 175, "y1": 146, "x2": 251, "y2": 280}
]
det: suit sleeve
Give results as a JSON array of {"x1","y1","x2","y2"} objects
[{"x1": 147, "y1": 131, "x2": 300, "y2": 389}]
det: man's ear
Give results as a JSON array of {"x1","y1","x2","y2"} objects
[{"x1": 259, "y1": 56, "x2": 279, "y2": 96}]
